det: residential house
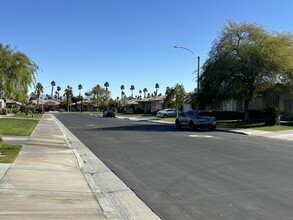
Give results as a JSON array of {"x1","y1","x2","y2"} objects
[
  {"x1": 32, "y1": 99, "x2": 60, "y2": 112},
  {"x1": 0, "y1": 99, "x2": 4, "y2": 109},
  {"x1": 124, "y1": 96, "x2": 166, "y2": 114},
  {"x1": 219, "y1": 84, "x2": 293, "y2": 120}
]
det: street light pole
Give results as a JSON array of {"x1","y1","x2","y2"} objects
[
  {"x1": 174, "y1": 45, "x2": 200, "y2": 93},
  {"x1": 174, "y1": 45, "x2": 200, "y2": 109}
]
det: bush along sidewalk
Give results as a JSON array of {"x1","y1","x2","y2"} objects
[{"x1": 264, "y1": 106, "x2": 280, "y2": 126}]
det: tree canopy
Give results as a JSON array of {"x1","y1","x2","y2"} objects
[
  {"x1": 164, "y1": 84, "x2": 186, "y2": 115},
  {"x1": 0, "y1": 44, "x2": 38, "y2": 102},
  {"x1": 199, "y1": 21, "x2": 293, "y2": 120}
]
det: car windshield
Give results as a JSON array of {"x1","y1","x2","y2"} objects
[{"x1": 198, "y1": 111, "x2": 213, "y2": 117}]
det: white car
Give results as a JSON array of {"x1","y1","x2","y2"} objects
[
  {"x1": 156, "y1": 108, "x2": 177, "y2": 118},
  {"x1": 175, "y1": 110, "x2": 216, "y2": 130}
]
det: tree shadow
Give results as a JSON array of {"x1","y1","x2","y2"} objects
[{"x1": 92, "y1": 123, "x2": 215, "y2": 133}]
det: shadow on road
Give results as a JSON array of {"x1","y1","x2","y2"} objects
[{"x1": 92, "y1": 123, "x2": 215, "y2": 133}]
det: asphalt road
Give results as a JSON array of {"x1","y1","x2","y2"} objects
[{"x1": 55, "y1": 113, "x2": 293, "y2": 220}]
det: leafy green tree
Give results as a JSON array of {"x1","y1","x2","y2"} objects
[
  {"x1": 86, "y1": 84, "x2": 110, "y2": 111},
  {"x1": 200, "y1": 21, "x2": 293, "y2": 121},
  {"x1": 0, "y1": 44, "x2": 38, "y2": 102},
  {"x1": 50, "y1": 81, "x2": 55, "y2": 99},
  {"x1": 164, "y1": 84, "x2": 186, "y2": 115},
  {"x1": 108, "y1": 98, "x2": 116, "y2": 110}
]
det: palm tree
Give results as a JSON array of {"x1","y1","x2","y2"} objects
[
  {"x1": 63, "y1": 85, "x2": 73, "y2": 112},
  {"x1": 50, "y1": 81, "x2": 56, "y2": 99},
  {"x1": 139, "y1": 90, "x2": 142, "y2": 99},
  {"x1": 143, "y1": 88, "x2": 148, "y2": 98},
  {"x1": 104, "y1": 82, "x2": 109, "y2": 91},
  {"x1": 120, "y1": 85, "x2": 125, "y2": 99},
  {"x1": 35, "y1": 82, "x2": 43, "y2": 109},
  {"x1": 78, "y1": 84, "x2": 83, "y2": 96},
  {"x1": 130, "y1": 85, "x2": 135, "y2": 98},
  {"x1": 56, "y1": 86, "x2": 61, "y2": 100},
  {"x1": 155, "y1": 83, "x2": 160, "y2": 96},
  {"x1": 78, "y1": 84, "x2": 83, "y2": 112}
]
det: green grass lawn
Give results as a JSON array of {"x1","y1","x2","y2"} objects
[
  {"x1": 0, "y1": 118, "x2": 39, "y2": 136},
  {"x1": 0, "y1": 144, "x2": 22, "y2": 163},
  {"x1": 217, "y1": 120, "x2": 293, "y2": 132},
  {"x1": 117, "y1": 115, "x2": 293, "y2": 132},
  {"x1": 253, "y1": 125, "x2": 293, "y2": 132},
  {"x1": 14, "y1": 112, "x2": 43, "y2": 119}
]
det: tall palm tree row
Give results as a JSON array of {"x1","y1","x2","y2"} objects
[
  {"x1": 78, "y1": 84, "x2": 83, "y2": 96},
  {"x1": 143, "y1": 88, "x2": 148, "y2": 98},
  {"x1": 104, "y1": 82, "x2": 109, "y2": 90},
  {"x1": 56, "y1": 86, "x2": 61, "y2": 101},
  {"x1": 155, "y1": 83, "x2": 160, "y2": 96},
  {"x1": 35, "y1": 82, "x2": 43, "y2": 108},
  {"x1": 50, "y1": 81, "x2": 55, "y2": 99},
  {"x1": 120, "y1": 85, "x2": 125, "y2": 99},
  {"x1": 78, "y1": 84, "x2": 83, "y2": 112},
  {"x1": 63, "y1": 85, "x2": 73, "y2": 112},
  {"x1": 130, "y1": 85, "x2": 135, "y2": 98}
]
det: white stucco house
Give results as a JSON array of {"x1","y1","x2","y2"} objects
[{"x1": 0, "y1": 99, "x2": 5, "y2": 109}]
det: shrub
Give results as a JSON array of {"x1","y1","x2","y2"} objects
[
  {"x1": 248, "y1": 110, "x2": 266, "y2": 120},
  {"x1": 263, "y1": 106, "x2": 280, "y2": 125},
  {"x1": 12, "y1": 108, "x2": 20, "y2": 114},
  {"x1": 212, "y1": 111, "x2": 243, "y2": 120},
  {"x1": 1, "y1": 108, "x2": 7, "y2": 115}
]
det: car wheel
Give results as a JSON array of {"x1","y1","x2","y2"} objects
[
  {"x1": 189, "y1": 121, "x2": 196, "y2": 130},
  {"x1": 175, "y1": 120, "x2": 181, "y2": 129},
  {"x1": 163, "y1": 114, "x2": 168, "y2": 118},
  {"x1": 209, "y1": 126, "x2": 216, "y2": 131}
]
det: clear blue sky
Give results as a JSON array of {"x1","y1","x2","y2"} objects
[{"x1": 1, "y1": 0, "x2": 293, "y2": 99}]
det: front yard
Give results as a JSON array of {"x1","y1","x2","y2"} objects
[
  {"x1": 216, "y1": 120, "x2": 293, "y2": 132},
  {"x1": 117, "y1": 114, "x2": 293, "y2": 132},
  {"x1": 0, "y1": 116, "x2": 40, "y2": 163},
  {"x1": 0, "y1": 144, "x2": 22, "y2": 163},
  {"x1": 0, "y1": 118, "x2": 39, "y2": 136}
]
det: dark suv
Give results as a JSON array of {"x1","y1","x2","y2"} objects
[
  {"x1": 103, "y1": 110, "x2": 115, "y2": 118},
  {"x1": 175, "y1": 110, "x2": 216, "y2": 130}
]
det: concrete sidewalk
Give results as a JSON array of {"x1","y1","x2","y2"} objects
[
  {"x1": 0, "y1": 114, "x2": 112, "y2": 219},
  {"x1": 0, "y1": 114, "x2": 160, "y2": 220},
  {"x1": 217, "y1": 127, "x2": 293, "y2": 141}
]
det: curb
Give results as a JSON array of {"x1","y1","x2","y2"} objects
[{"x1": 216, "y1": 128, "x2": 250, "y2": 135}]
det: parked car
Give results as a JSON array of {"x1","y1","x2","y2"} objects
[
  {"x1": 175, "y1": 110, "x2": 216, "y2": 130},
  {"x1": 103, "y1": 110, "x2": 115, "y2": 118},
  {"x1": 156, "y1": 108, "x2": 177, "y2": 118}
]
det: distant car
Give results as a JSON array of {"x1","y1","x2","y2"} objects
[
  {"x1": 175, "y1": 110, "x2": 216, "y2": 130},
  {"x1": 103, "y1": 110, "x2": 115, "y2": 118},
  {"x1": 156, "y1": 108, "x2": 177, "y2": 118}
]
